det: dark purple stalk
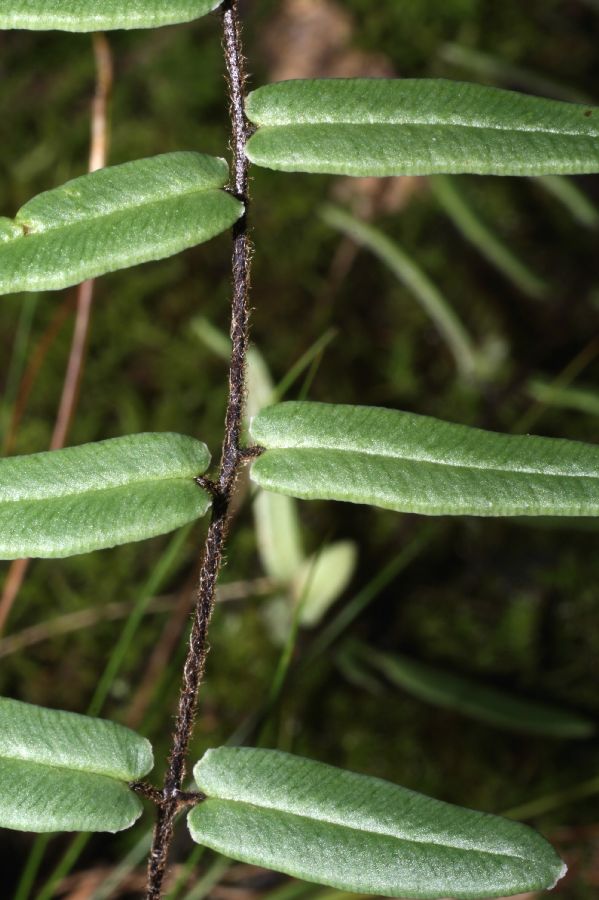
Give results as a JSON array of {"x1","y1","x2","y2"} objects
[{"x1": 144, "y1": 3, "x2": 252, "y2": 896}]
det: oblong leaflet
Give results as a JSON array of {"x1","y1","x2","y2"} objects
[{"x1": 0, "y1": 0, "x2": 222, "y2": 31}]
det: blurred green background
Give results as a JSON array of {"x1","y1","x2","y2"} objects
[{"x1": 0, "y1": 0, "x2": 598, "y2": 897}]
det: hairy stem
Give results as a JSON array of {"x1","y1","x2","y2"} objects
[{"x1": 144, "y1": 3, "x2": 252, "y2": 897}]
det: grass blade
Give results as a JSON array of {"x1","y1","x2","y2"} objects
[{"x1": 321, "y1": 204, "x2": 480, "y2": 379}]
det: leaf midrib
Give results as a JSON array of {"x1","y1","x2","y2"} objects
[
  {"x1": 202, "y1": 794, "x2": 531, "y2": 863},
  {"x1": 0, "y1": 746, "x2": 131, "y2": 781},
  {"x1": 12, "y1": 182, "x2": 230, "y2": 239},
  {"x1": 253, "y1": 120, "x2": 597, "y2": 139},
  {"x1": 0, "y1": 471, "x2": 202, "y2": 505},
  {"x1": 2, "y1": 3, "x2": 219, "y2": 28},
  {"x1": 262, "y1": 445, "x2": 599, "y2": 480},
  {"x1": 12, "y1": 13, "x2": 190, "y2": 26}
]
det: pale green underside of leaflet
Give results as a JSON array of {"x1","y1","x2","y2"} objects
[
  {"x1": 245, "y1": 79, "x2": 599, "y2": 176},
  {"x1": 0, "y1": 153, "x2": 242, "y2": 294},
  {"x1": 367, "y1": 650, "x2": 595, "y2": 738},
  {"x1": 0, "y1": 0, "x2": 222, "y2": 31},
  {"x1": 249, "y1": 402, "x2": 599, "y2": 517},
  {"x1": 0, "y1": 698, "x2": 153, "y2": 780},
  {"x1": 0, "y1": 432, "x2": 211, "y2": 558},
  {"x1": 0, "y1": 698, "x2": 152, "y2": 833},
  {"x1": 189, "y1": 747, "x2": 565, "y2": 899},
  {"x1": 0, "y1": 758, "x2": 143, "y2": 832}
]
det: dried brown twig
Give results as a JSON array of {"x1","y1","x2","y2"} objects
[{"x1": 0, "y1": 33, "x2": 113, "y2": 634}]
